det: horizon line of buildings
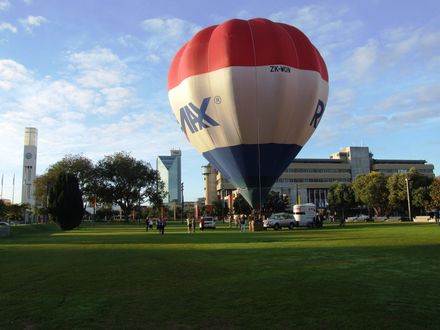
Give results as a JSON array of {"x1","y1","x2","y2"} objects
[
  {"x1": 202, "y1": 146, "x2": 435, "y2": 209},
  {"x1": 0, "y1": 129, "x2": 436, "y2": 212}
]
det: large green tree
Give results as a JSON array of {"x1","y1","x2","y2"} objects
[
  {"x1": 387, "y1": 168, "x2": 433, "y2": 216},
  {"x1": 233, "y1": 193, "x2": 252, "y2": 215},
  {"x1": 94, "y1": 152, "x2": 166, "y2": 222},
  {"x1": 430, "y1": 177, "x2": 440, "y2": 210},
  {"x1": 327, "y1": 182, "x2": 356, "y2": 220},
  {"x1": 48, "y1": 172, "x2": 84, "y2": 230},
  {"x1": 387, "y1": 174, "x2": 408, "y2": 215},
  {"x1": 262, "y1": 191, "x2": 289, "y2": 216},
  {"x1": 212, "y1": 200, "x2": 229, "y2": 220},
  {"x1": 34, "y1": 155, "x2": 95, "y2": 214},
  {"x1": 352, "y1": 172, "x2": 388, "y2": 216}
]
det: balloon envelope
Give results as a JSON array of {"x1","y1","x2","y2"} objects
[{"x1": 168, "y1": 18, "x2": 329, "y2": 208}]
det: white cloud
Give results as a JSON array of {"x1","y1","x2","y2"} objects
[
  {"x1": 269, "y1": 5, "x2": 363, "y2": 58},
  {"x1": 19, "y1": 15, "x2": 48, "y2": 32},
  {"x1": 0, "y1": 59, "x2": 32, "y2": 90},
  {"x1": 140, "y1": 18, "x2": 201, "y2": 62},
  {"x1": 331, "y1": 88, "x2": 355, "y2": 108},
  {"x1": 95, "y1": 87, "x2": 133, "y2": 115},
  {"x1": 67, "y1": 47, "x2": 131, "y2": 89},
  {"x1": 382, "y1": 27, "x2": 440, "y2": 66},
  {"x1": 0, "y1": 0, "x2": 10, "y2": 11},
  {"x1": 0, "y1": 22, "x2": 16, "y2": 33},
  {"x1": 346, "y1": 39, "x2": 379, "y2": 80}
]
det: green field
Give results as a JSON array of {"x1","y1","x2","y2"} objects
[{"x1": 1, "y1": 222, "x2": 440, "y2": 329}]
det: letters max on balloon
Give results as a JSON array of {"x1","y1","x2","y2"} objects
[
  {"x1": 180, "y1": 97, "x2": 219, "y2": 135},
  {"x1": 180, "y1": 96, "x2": 326, "y2": 135}
]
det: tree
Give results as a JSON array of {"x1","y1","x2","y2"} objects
[
  {"x1": 387, "y1": 168, "x2": 433, "y2": 216},
  {"x1": 94, "y1": 152, "x2": 166, "y2": 222},
  {"x1": 233, "y1": 194, "x2": 252, "y2": 215},
  {"x1": 352, "y1": 172, "x2": 388, "y2": 216},
  {"x1": 412, "y1": 186, "x2": 431, "y2": 212},
  {"x1": 2, "y1": 203, "x2": 27, "y2": 221},
  {"x1": 48, "y1": 172, "x2": 84, "y2": 230},
  {"x1": 387, "y1": 174, "x2": 408, "y2": 215},
  {"x1": 262, "y1": 191, "x2": 288, "y2": 216},
  {"x1": 430, "y1": 177, "x2": 440, "y2": 210},
  {"x1": 212, "y1": 200, "x2": 229, "y2": 220},
  {"x1": 34, "y1": 155, "x2": 95, "y2": 214},
  {"x1": 327, "y1": 182, "x2": 356, "y2": 220},
  {"x1": 0, "y1": 200, "x2": 5, "y2": 218}
]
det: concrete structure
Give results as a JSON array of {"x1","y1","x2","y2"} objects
[
  {"x1": 202, "y1": 164, "x2": 217, "y2": 206},
  {"x1": 157, "y1": 149, "x2": 182, "y2": 203},
  {"x1": 205, "y1": 146, "x2": 435, "y2": 209},
  {"x1": 21, "y1": 127, "x2": 38, "y2": 207}
]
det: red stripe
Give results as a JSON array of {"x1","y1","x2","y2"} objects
[{"x1": 168, "y1": 18, "x2": 328, "y2": 90}]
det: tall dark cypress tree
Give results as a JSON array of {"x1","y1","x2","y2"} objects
[{"x1": 48, "y1": 172, "x2": 84, "y2": 230}]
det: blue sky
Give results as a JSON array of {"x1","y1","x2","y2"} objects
[{"x1": 1, "y1": 0, "x2": 439, "y2": 203}]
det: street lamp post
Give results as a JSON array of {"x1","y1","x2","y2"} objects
[
  {"x1": 405, "y1": 177, "x2": 412, "y2": 221},
  {"x1": 181, "y1": 182, "x2": 184, "y2": 223}
]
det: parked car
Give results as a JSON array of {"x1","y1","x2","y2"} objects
[
  {"x1": 199, "y1": 216, "x2": 216, "y2": 229},
  {"x1": 263, "y1": 213, "x2": 296, "y2": 230},
  {"x1": 346, "y1": 214, "x2": 370, "y2": 222}
]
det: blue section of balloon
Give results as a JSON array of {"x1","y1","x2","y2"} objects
[{"x1": 203, "y1": 143, "x2": 302, "y2": 207}]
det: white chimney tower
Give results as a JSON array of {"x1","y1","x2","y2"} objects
[{"x1": 21, "y1": 127, "x2": 38, "y2": 206}]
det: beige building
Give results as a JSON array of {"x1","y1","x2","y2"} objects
[{"x1": 203, "y1": 146, "x2": 435, "y2": 209}]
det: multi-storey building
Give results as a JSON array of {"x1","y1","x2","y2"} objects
[
  {"x1": 157, "y1": 149, "x2": 182, "y2": 203},
  {"x1": 204, "y1": 146, "x2": 435, "y2": 209}
]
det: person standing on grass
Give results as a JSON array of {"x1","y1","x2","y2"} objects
[
  {"x1": 159, "y1": 218, "x2": 165, "y2": 235},
  {"x1": 157, "y1": 218, "x2": 162, "y2": 233},
  {"x1": 192, "y1": 217, "x2": 196, "y2": 232},
  {"x1": 145, "y1": 218, "x2": 149, "y2": 232},
  {"x1": 339, "y1": 216, "x2": 345, "y2": 227},
  {"x1": 187, "y1": 217, "x2": 192, "y2": 233},
  {"x1": 240, "y1": 215, "x2": 246, "y2": 232}
]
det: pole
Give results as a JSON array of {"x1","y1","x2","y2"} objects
[
  {"x1": 405, "y1": 177, "x2": 412, "y2": 221},
  {"x1": 12, "y1": 173, "x2": 15, "y2": 204},
  {"x1": 181, "y1": 182, "x2": 184, "y2": 224}
]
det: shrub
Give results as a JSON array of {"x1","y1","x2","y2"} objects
[{"x1": 48, "y1": 172, "x2": 84, "y2": 230}]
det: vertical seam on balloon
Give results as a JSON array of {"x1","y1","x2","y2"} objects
[
  {"x1": 204, "y1": 26, "x2": 220, "y2": 160},
  {"x1": 279, "y1": 23, "x2": 301, "y2": 147},
  {"x1": 247, "y1": 19, "x2": 262, "y2": 210}
]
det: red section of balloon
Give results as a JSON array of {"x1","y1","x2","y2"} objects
[{"x1": 168, "y1": 18, "x2": 328, "y2": 90}]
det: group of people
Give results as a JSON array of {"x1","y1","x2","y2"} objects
[
  {"x1": 186, "y1": 217, "x2": 196, "y2": 233},
  {"x1": 145, "y1": 218, "x2": 165, "y2": 235}
]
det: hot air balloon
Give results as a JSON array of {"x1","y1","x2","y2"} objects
[{"x1": 168, "y1": 18, "x2": 329, "y2": 208}]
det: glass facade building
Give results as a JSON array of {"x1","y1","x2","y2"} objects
[{"x1": 157, "y1": 149, "x2": 182, "y2": 203}]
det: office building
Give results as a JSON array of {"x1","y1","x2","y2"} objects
[
  {"x1": 21, "y1": 127, "x2": 38, "y2": 207},
  {"x1": 205, "y1": 146, "x2": 435, "y2": 209},
  {"x1": 157, "y1": 149, "x2": 182, "y2": 203}
]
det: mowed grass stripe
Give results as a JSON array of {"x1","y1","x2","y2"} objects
[{"x1": 1, "y1": 222, "x2": 439, "y2": 329}]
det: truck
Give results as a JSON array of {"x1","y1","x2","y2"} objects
[{"x1": 293, "y1": 203, "x2": 319, "y2": 228}]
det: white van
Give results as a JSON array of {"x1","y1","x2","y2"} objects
[{"x1": 293, "y1": 203, "x2": 317, "y2": 227}]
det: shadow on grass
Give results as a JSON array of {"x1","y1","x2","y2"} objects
[{"x1": 2, "y1": 223, "x2": 440, "y2": 330}]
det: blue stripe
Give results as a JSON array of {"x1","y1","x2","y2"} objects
[{"x1": 203, "y1": 143, "x2": 302, "y2": 208}]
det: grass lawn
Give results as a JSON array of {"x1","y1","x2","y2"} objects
[{"x1": 1, "y1": 221, "x2": 440, "y2": 329}]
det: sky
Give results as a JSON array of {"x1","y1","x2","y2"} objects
[{"x1": 1, "y1": 0, "x2": 439, "y2": 203}]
